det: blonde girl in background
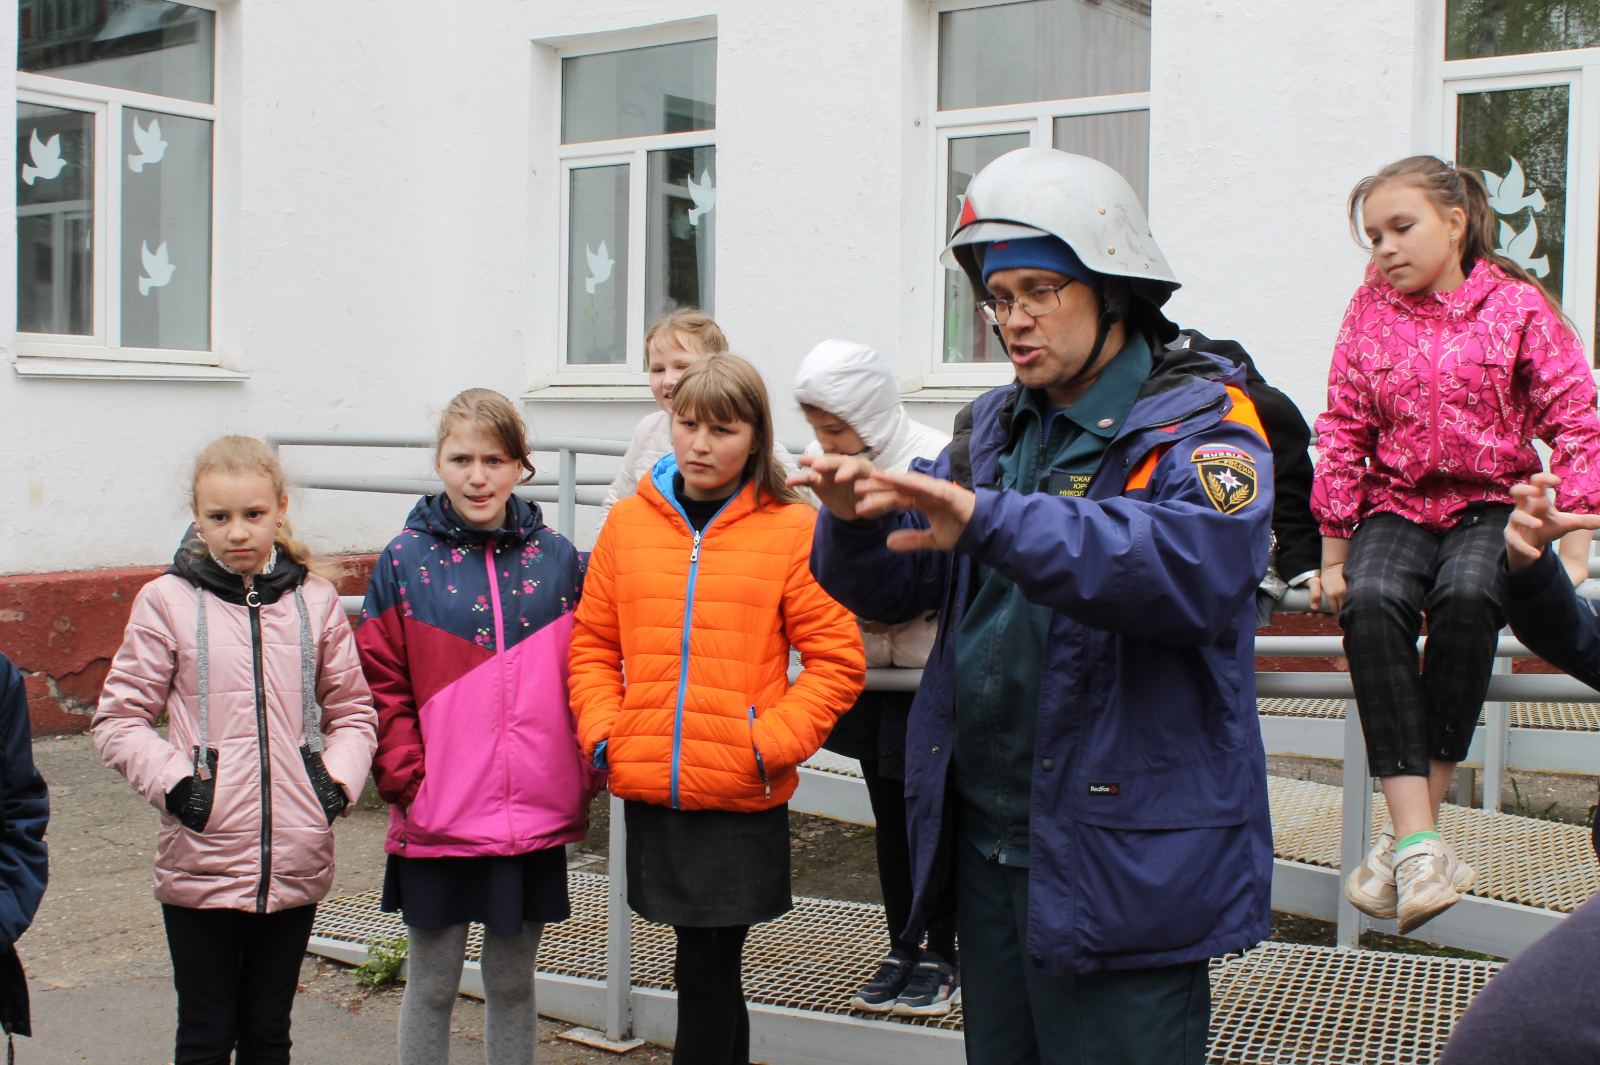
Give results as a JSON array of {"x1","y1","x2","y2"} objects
[{"x1": 94, "y1": 435, "x2": 377, "y2": 1065}]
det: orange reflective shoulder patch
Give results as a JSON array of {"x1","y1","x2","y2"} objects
[
  {"x1": 1223, "y1": 386, "x2": 1269, "y2": 444},
  {"x1": 1124, "y1": 444, "x2": 1169, "y2": 492}
]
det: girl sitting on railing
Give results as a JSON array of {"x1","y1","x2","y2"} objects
[
  {"x1": 1310, "y1": 154, "x2": 1600, "y2": 934},
  {"x1": 570, "y1": 353, "x2": 864, "y2": 1065},
  {"x1": 357, "y1": 388, "x2": 596, "y2": 1065}
]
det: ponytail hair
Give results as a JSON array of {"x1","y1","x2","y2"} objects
[
  {"x1": 189, "y1": 435, "x2": 337, "y2": 580},
  {"x1": 670, "y1": 353, "x2": 807, "y2": 510},
  {"x1": 1347, "y1": 154, "x2": 1566, "y2": 316}
]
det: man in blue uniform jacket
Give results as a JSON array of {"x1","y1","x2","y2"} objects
[{"x1": 795, "y1": 147, "x2": 1275, "y2": 1064}]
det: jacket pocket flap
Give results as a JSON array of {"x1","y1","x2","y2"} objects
[{"x1": 1071, "y1": 753, "x2": 1258, "y2": 830}]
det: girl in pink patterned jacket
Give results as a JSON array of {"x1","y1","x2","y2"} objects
[
  {"x1": 1310, "y1": 155, "x2": 1600, "y2": 936},
  {"x1": 94, "y1": 435, "x2": 377, "y2": 1064}
]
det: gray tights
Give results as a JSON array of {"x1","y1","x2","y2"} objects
[{"x1": 398, "y1": 921, "x2": 543, "y2": 1065}]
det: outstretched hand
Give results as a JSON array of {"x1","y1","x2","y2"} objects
[
  {"x1": 790, "y1": 452, "x2": 878, "y2": 522},
  {"x1": 1506, "y1": 473, "x2": 1600, "y2": 573},
  {"x1": 854, "y1": 468, "x2": 976, "y2": 553}
]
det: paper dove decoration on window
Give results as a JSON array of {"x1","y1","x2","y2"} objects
[
  {"x1": 139, "y1": 240, "x2": 176, "y2": 295},
  {"x1": 1496, "y1": 218, "x2": 1550, "y2": 278},
  {"x1": 1482, "y1": 157, "x2": 1546, "y2": 216},
  {"x1": 687, "y1": 169, "x2": 716, "y2": 227},
  {"x1": 21, "y1": 129, "x2": 66, "y2": 186},
  {"x1": 127, "y1": 117, "x2": 168, "y2": 173},
  {"x1": 585, "y1": 241, "x2": 614, "y2": 295}
]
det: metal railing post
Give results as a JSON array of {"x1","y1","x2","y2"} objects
[
  {"x1": 604, "y1": 793, "x2": 632, "y2": 1042},
  {"x1": 559, "y1": 447, "x2": 578, "y2": 539},
  {"x1": 1481, "y1": 647, "x2": 1511, "y2": 811},
  {"x1": 1336, "y1": 698, "x2": 1370, "y2": 949}
]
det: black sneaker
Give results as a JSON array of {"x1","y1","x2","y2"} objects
[
  {"x1": 891, "y1": 950, "x2": 960, "y2": 1017},
  {"x1": 849, "y1": 948, "x2": 917, "y2": 1012}
]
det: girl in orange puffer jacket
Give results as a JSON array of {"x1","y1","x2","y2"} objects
[{"x1": 571, "y1": 353, "x2": 865, "y2": 1065}]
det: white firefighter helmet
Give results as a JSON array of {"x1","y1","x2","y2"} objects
[{"x1": 942, "y1": 147, "x2": 1179, "y2": 308}]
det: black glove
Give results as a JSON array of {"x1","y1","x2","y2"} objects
[
  {"x1": 301, "y1": 745, "x2": 348, "y2": 826},
  {"x1": 167, "y1": 747, "x2": 218, "y2": 832}
]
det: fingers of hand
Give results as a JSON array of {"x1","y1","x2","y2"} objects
[{"x1": 885, "y1": 528, "x2": 937, "y2": 553}]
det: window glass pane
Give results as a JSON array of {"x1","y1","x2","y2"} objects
[
  {"x1": 121, "y1": 108, "x2": 210, "y2": 350},
  {"x1": 17, "y1": 102, "x2": 94, "y2": 335},
  {"x1": 1456, "y1": 86, "x2": 1570, "y2": 306},
  {"x1": 939, "y1": 0, "x2": 1151, "y2": 110},
  {"x1": 567, "y1": 165, "x2": 630, "y2": 365},
  {"x1": 1052, "y1": 110, "x2": 1149, "y2": 207},
  {"x1": 646, "y1": 146, "x2": 715, "y2": 333},
  {"x1": 562, "y1": 39, "x2": 716, "y2": 144},
  {"x1": 944, "y1": 132, "x2": 1030, "y2": 365},
  {"x1": 19, "y1": 0, "x2": 215, "y2": 104},
  {"x1": 1445, "y1": 0, "x2": 1600, "y2": 60}
]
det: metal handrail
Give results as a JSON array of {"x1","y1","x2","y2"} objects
[{"x1": 305, "y1": 430, "x2": 1600, "y2": 1040}]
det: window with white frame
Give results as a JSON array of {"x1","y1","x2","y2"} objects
[
  {"x1": 1440, "y1": 0, "x2": 1600, "y2": 360},
  {"x1": 17, "y1": 0, "x2": 217, "y2": 364},
  {"x1": 931, "y1": 0, "x2": 1151, "y2": 376},
  {"x1": 558, "y1": 38, "x2": 715, "y2": 373}
]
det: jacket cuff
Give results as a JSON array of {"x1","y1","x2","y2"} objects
[{"x1": 1503, "y1": 544, "x2": 1563, "y2": 599}]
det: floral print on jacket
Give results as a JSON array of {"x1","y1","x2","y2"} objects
[{"x1": 1312, "y1": 260, "x2": 1600, "y2": 538}]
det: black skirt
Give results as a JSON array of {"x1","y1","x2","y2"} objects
[
  {"x1": 381, "y1": 846, "x2": 570, "y2": 936},
  {"x1": 624, "y1": 800, "x2": 791, "y2": 928}
]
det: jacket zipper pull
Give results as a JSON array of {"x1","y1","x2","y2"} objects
[{"x1": 690, "y1": 530, "x2": 702, "y2": 564}]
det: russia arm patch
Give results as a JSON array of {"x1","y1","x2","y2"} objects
[{"x1": 1190, "y1": 444, "x2": 1258, "y2": 514}]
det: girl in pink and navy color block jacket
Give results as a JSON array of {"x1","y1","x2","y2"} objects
[
  {"x1": 356, "y1": 389, "x2": 595, "y2": 1065},
  {"x1": 1310, "y1": 155, "x2": 1600, "y2": 938}
]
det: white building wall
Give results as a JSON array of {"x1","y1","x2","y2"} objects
[{"x1": 3, "y1": 1, "x2": 1430, "y2": 574}]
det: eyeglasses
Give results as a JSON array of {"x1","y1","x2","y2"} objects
[{"x1": 978, "y1": 280, "x2": 1077, "y2": 325}]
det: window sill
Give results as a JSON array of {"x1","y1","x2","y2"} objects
[
  {"x1": 900, "y1": 385, "x2": 1003, "y2": 404},
  {"x1": 13, "y1": 356, "x2": 249, "y2": 382},
  {"x1": 522, "y1": 383, "x2": 654, "y2": 402}
]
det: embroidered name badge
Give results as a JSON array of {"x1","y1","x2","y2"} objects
[
  {"x1": 1046, "y1": 471, "x2": 1096, "y2": 497},
  {"x1": 1191, "y1": 444, "x2": 1258, "y2": 514},
  {"x1": 1087, "y1": 782, "x2": 1120, "y2": 796}
]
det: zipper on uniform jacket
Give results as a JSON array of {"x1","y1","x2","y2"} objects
[
  {"x1": 747, "y1": 706, "x2": 770, "y2": 800},
  {"x1": 247, "y1": 588, "x2": 273, "y2": 914}
]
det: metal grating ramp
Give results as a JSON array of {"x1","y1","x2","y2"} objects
[
  {"x1": 1206, "y1": 943, "x2": 1499, "y2": 1064},
  {"x1": 312, "y1": 874, "x2": 1509, "y2": 1063},
  {"x1": 315, "y1": 872, "x2": 963, "y2": 1031},
  {"x1": 1259, "y1": 698, "x2": 1600, "y2": 731},
  {"x1": 1268, "y1": 776, "x2": 1600, "y2": 913},
  {"x1": 801, "y1": 750, "x2": 864, "y2": 777}
]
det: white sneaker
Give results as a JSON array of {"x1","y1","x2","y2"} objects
[
  {"x1": 1344, "y1": 822, "x2": 1399, "y2": 919},
  {"x1": 1395, "y1": 838, "x2": 1462, "y2": 934}
]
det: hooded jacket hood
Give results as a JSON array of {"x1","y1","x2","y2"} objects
[
  {"x1": 403, "y1": 492, "x2": 543, "y2": 547},
  {"x1": 793, "y1": 340, "x2": 906, "y2": 463}
]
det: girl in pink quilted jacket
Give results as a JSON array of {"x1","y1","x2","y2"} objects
[
  {"x1": 93, "y1": 435, "x2": 378, "y2": 1065},
  {"x1": 1310, "y1": 155, "x2": 1600, "y2": 936}
]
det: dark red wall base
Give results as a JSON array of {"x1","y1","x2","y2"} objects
[{"x1": 0, "y1": 555, "x2": 378, "y2": 735}]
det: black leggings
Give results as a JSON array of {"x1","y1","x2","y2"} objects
[
  {"x1": 861, "y1": 759, "x2": 956, "y2": 958},
  {"x1": 672, "y1": 925, "x2": 749, "y2": 1065},
  {"x1": 162, "y1": 902, "x2": 318, "y2": 1065}
]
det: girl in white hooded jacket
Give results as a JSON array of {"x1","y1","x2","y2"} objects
[{"x1": 792, "y1": 339, "x2": 958, "y2": 1017}]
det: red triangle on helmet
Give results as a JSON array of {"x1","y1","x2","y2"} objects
[{"x1": 957, "y1": 193, "x2": 978, "y2": 229}]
